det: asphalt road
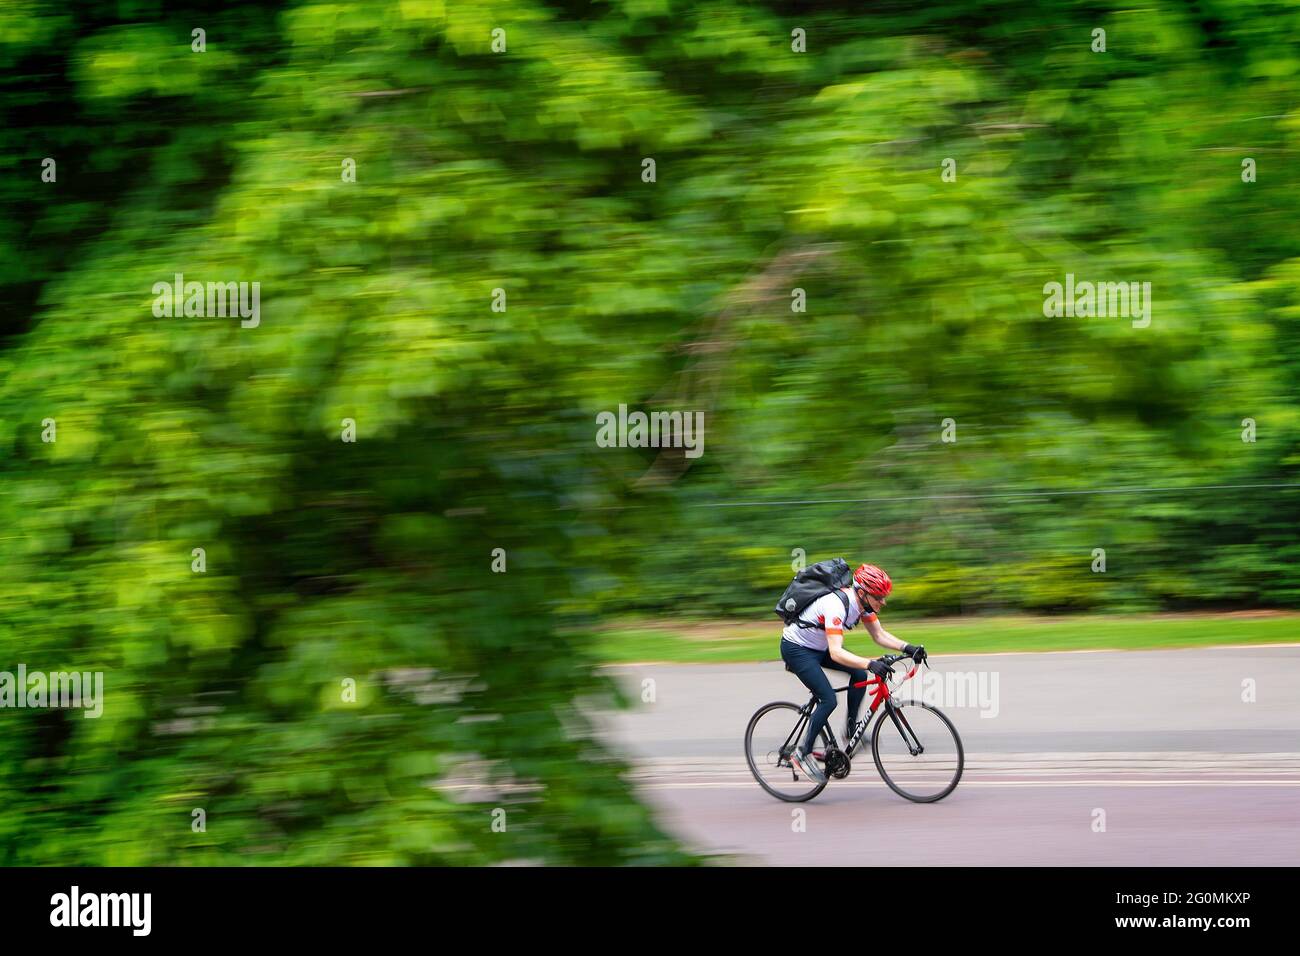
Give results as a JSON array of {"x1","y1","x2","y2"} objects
[{"x1": 597, "y1": 645, "x2": 1300, "y2": 865}]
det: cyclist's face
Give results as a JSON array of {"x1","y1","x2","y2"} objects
[{"x1": 866, "y1": 593, "x2": 886, "y2": 613}]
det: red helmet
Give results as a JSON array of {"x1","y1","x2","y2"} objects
[{"x1": 853, "y1": 563, "x2": 892, "y2": 598}]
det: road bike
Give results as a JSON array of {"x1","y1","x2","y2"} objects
[{"x1": 744, "y1": 653, "x2": 964, "y2": 802}]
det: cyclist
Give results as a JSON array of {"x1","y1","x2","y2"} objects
[{"x1": 781, "y1": 563, "x2": 926, "y2": 784}]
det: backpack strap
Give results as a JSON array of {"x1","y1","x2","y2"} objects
[{"x1": 793, "y1": 588, "x2": 854, "y2": 631}]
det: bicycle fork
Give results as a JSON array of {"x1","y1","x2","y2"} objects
[{"x1": 883, "y1": 701, "x2": 925, "y2": 756}]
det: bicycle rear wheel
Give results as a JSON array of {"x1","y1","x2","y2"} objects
[
  {"x1": 744, "y1": 701, "x2": 830, "y2": 802},
  {"x1": 871, "y1": 701, "x2": 963, "y2": 803}
]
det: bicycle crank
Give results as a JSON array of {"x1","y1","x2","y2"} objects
[{"x1": 820, "y1": 746, "x2": 851, "y2": 779}]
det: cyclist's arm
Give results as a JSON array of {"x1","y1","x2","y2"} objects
[
  {"x1": 862, "y1": 614, "x2": 907, "y2": 652},
  {"x1": 826, "y1": 629, "x2": 876, "y2": 670}
]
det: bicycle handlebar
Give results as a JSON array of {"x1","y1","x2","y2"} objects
[
  {"x1": 848, "y1": 653, "x2": 924, "y2": 692},
  {"x1": 877, "y1": 652, "x2": 925, "y2": 685}
]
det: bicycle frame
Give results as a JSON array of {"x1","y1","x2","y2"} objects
[{"x1": 781, "y1": 658, "x2": 922, "y2": 763}]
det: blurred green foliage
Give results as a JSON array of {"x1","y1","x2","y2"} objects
[{"x1": 2, "y1": 0, "x2": 1300, "y2": 863}]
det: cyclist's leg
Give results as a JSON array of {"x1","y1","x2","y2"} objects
[
  {"x1": 781, "y1": 641, "x2": 837, "y2": 751},
  {"x1": 820, "y1": 652, "x2": 869, "y2": 736}
]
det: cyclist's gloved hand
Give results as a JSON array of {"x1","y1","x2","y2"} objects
[
  {"x1": 903, "y1": 643, "x2": 927, "y2": 665},
  {"x1": 867, "y1": 659, "x2": 893, "y2": 679}
]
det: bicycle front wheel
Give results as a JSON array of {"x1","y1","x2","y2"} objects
[
  {"x1": 744, "y1": 701, "x2": 829, "y2": 802},
  {"x1": 871, "y1": 701, "x2": 964, "y2": 803}
]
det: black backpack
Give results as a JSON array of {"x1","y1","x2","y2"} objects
[{"x1": 774, "y1": 558, "x2": 853, "y2": 629}]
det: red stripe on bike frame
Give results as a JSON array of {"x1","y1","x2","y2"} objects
[
  {"x1": 868, "y1": 678, "x2": 890, "y2": 712},
  {"x1": 850, "y1": 676, "x2": 892, "y2": 711}
]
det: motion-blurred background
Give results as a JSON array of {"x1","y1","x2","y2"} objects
[{"x1": 2, "y1": 0, "x2": 1299, "y2": 864}]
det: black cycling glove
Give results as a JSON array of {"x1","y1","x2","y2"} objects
[{"x1": 903, "y1": 643, "x2": 927, "y2": 664}]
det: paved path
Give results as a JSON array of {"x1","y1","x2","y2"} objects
[{"x1": 596, "y1": 645, "x2": 1300, "y2": 864}]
